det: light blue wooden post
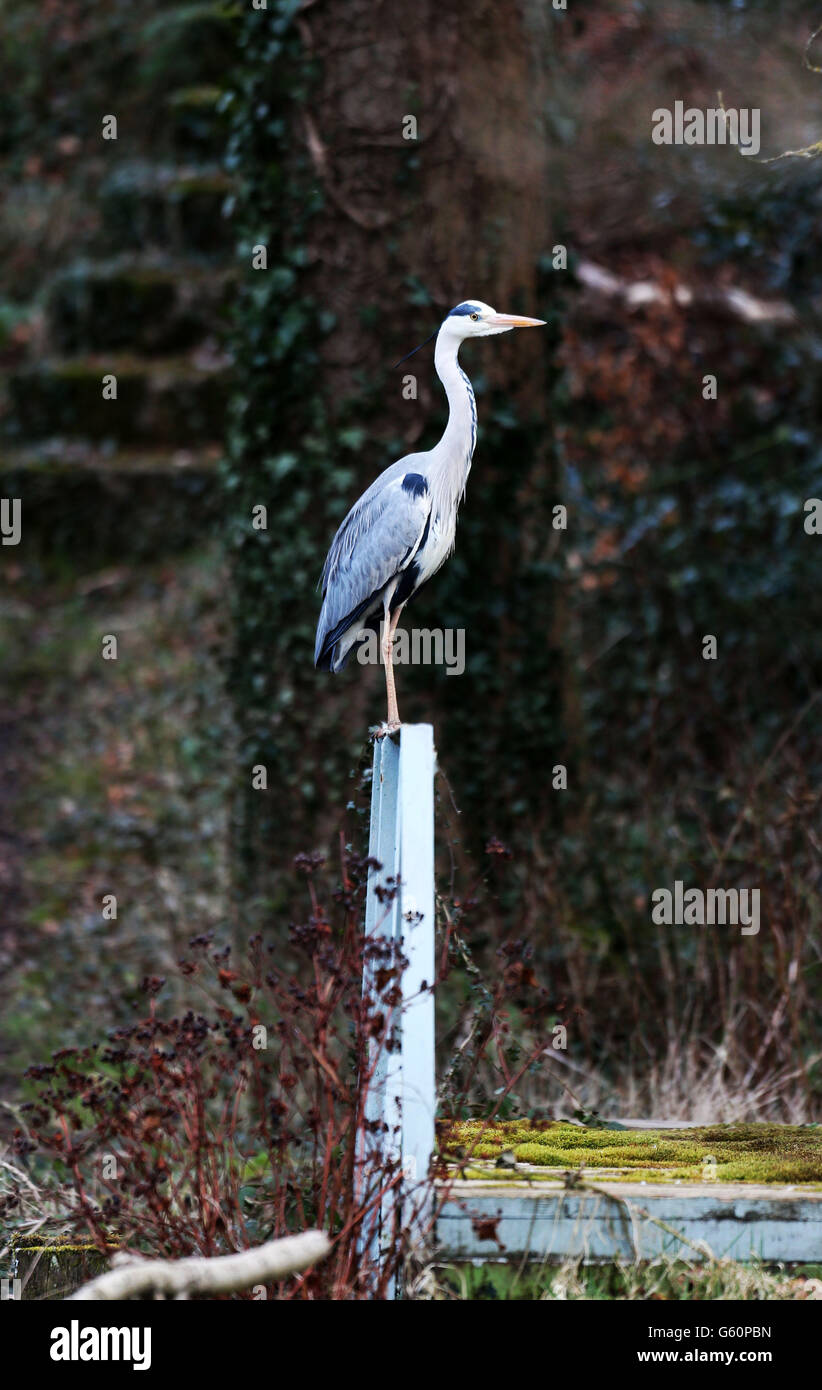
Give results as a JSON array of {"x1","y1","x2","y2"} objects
[
  {"x1": 395, "y1": 726, "x2": 436, "y2": 1198},
  {"x1": 363, "y1": 733, "x2": 401, "y2": 1195},
  {"x1": 362, "y1": 724, "x2": 436, "y2": 1290}
]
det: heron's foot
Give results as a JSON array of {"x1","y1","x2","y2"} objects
[{"x1": 373, "y1": 719, "x2": 402, "y2": 740}]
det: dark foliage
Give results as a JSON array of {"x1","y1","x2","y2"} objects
[{"x1": 14, "y1": 845, "x2": 554, "y2": 1296}]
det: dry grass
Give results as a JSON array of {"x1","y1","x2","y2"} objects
[
  {"x1": 535, "y1": 1038, "x2": 818, "y2": 1126},
  {"x1": 414, "y1": 1253, "x2": 822, "y2": 1301}
]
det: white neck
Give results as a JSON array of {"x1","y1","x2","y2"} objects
[{"x1": 434, "y1": 329, "x2": 477, "y2": 464}]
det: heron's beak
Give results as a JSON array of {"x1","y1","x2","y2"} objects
[{"x1": 487, "y1": 313, "x2": 546, "y2": 328}]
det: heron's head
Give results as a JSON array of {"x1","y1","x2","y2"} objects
[
  {"x1": 393, "y1": 299, "x2": 545, "y2": 368},
  {"x1": 441, "y1": 300, "x2": 546, "y2": 339}
]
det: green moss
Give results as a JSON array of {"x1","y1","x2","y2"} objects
[
  {"x1": 168, "y1": 173, "x2": 231, "y2": 197},
  {"x1": 0, "y1": 441, "x2": 221, "y2": 477},
  {"x1": 441, "y1": 1121, "x2": 822, "y2": 1185},
  {"x1": 168, "y1": 84, "x2": 225, "y2": 111}
]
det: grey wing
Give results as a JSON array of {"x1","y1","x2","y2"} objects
[{"x1": 315, "y1": 469, "x2": 431, "y2": 668}]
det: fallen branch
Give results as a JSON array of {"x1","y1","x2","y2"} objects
[
  {"x1": 68, "y1": 1231, "x2": 331, "y2": 1301},
  {"x1": 576, "y1": 258, "x2": 796, "y2": 327}
]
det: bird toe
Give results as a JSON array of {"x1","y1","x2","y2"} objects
[{"x1": 372, "y1": 720, "x2": 402, "y2": 740}]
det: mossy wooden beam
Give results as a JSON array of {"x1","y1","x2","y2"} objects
[
  {"x1": 436, "y1": 1180, "x2": 822, "y2": 1264},
  {"x1": 436, "y1": 1121, "x2": 822, "y2": 1262}
]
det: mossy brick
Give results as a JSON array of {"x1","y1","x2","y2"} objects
[
  {"x1": 46, "y1": 262, "x2": 235, "y2": 354},
  {"x1": 169, "y1": 173, "x2": 234, "y2": 254},
  {"x1": 0, "y1": 442, "x2": 221, "y2": 564},
  {"x1": 137, "y1": 3, "x2": 239, "y2": 94},
  {"x1": 167, "y1": 85, "x2": 229, "y2": 158},
  {"x1": 6, "y1": 355, "x2": 231, "y2": 445},
  {"x1": 99, "y1": 165, "x2": 233, "y2": 254}
]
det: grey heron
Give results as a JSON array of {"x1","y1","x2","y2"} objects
[{"x1": 314, "y1": 299, "x2": 545, "y2": 731}]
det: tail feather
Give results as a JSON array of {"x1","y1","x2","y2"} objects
[
  {"x1": 315, "y1": 590, "x2": 383, "y2": 672},
  {"x1": 315, "y1": 616, "x2": 369, "y2": 673}
]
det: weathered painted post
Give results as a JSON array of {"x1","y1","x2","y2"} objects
[{"x1": 362, "y1": 724, "x2": 436, "y2": 1292}]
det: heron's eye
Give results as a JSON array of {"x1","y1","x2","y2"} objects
[{"x1": 470, "y1": 312, "x2": 480, "y2": 321}]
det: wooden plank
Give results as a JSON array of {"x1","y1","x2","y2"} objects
[{"x1": 437, "y1": 1181, "x2": 822, "y2": 1263}]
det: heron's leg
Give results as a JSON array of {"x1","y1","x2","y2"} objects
[{"x1": 381, "y1": 602, "x2": 402, "y2": 730}]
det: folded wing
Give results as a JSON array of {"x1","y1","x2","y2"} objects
[{"x1": 315, "y1": 468, "x2": 431, "y2": 671}]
